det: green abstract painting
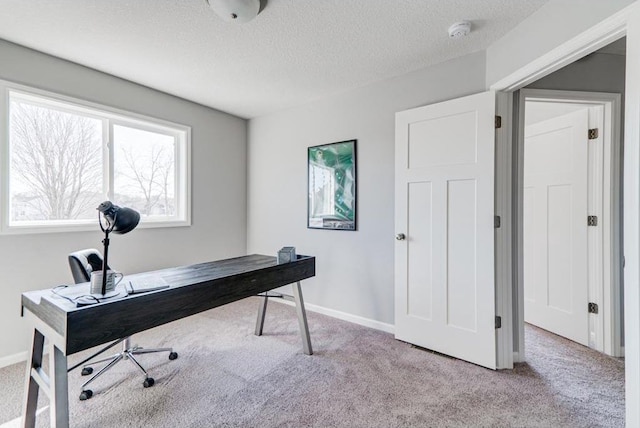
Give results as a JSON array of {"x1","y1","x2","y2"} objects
[{"x1": 308, "y1": 140, "x2": 356, "y2": 230}]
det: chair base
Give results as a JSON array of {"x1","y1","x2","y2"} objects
[{"x1": 75, "y1": 337, "x2": 176, "y2": 400}]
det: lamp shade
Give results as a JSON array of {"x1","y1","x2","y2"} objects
[
  {"x1": 207, "y1": 0, "x2": 260, "y2": 23},
  {"x1": 97, "y1": 201, "x2": 140, "y2": 234}
]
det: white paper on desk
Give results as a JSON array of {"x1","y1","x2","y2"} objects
[
  {"x1": 126, "y1": 276, "x2": 169, "y2": 294},
  {"x1": 74, "y1": 287, "x2": 128, "y2": 306}
]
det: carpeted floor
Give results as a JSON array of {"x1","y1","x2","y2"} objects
[{"x1": 0, "y1": 297, "x2": 625, "y2": 427}]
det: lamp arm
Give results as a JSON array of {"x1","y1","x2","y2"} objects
[
  {"x1": 101, "y1": 229, "x2": 110, "y2": 296},
  {"x1": 98, "y1": 211, "x2": 117, "y2": 296}
]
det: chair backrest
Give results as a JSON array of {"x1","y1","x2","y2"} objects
[{"x1": 68, "y1": 249, "x2": 108, "y2": 284}]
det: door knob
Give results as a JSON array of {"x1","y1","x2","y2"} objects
[{"x1": 396, "y1": 233, "x2": 406, "y2": 241}]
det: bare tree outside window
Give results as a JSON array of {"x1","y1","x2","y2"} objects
[
  {"x1": 5, "y1": 89, "x2": 188, "y2": 231},
  {"x1": 113, "y1": 125, "x2": 176, "y2": 217},
  {"x1": 9, "y1": 101, "x2": 103, "y2": 221}
]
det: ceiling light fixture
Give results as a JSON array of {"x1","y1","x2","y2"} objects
[
  {"x1": 206, "y1": 0, "x2": 261, "y2": 24},
  {"x1": 448, "y1": 21, "x2": 471, "y2": 39}
]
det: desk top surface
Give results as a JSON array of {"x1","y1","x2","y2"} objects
[
  {"x1": 22, "y1": 254, "x2": 315, "y2": 354},
  {"x1": 23, "y1": 254, "x2": 297, "y2": 312}
]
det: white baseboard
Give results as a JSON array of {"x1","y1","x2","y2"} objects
[
  {"x1": 270, "y1": 297, "x2": 395, "y2": 334},
  {"x1": 0, "y1": 351, "x2": 28, "y2": 369}
]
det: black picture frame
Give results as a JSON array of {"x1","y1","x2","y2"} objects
[{"x1": 307, "y1": 139, "x2": 357, "y2": 231}]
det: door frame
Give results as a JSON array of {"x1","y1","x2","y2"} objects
[
  {"x1": 489, "y1": 3, "x2": 639, "y2": 425},
  {"x1": 517, "y1": 89, "x2": 622, "y2": 358}
]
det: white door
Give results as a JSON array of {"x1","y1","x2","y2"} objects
[
  {"x1": 395, "y1": 91, "x2": 496, "y2": 369},
  {"x1": 523, "y1": 109, "x2": 589, "y2": 345}
]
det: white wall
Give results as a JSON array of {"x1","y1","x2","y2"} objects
[
  {"x1": 486, "y1": 0, "x2": 635, "y2": 87},
  {"x1": 623, "y1": 7, "x2": 640, "y2": 425},
  {"x1": 247, "y1": 52, "x2": 486, "y2": 328},
  {"x1": 524, "y1": 102, "x2": 589, "y2": 126},
  {"x1": 0, "y1": 39, "x2": 248, "y2": 364}
]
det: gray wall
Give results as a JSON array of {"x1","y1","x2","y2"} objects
[
  {"x1": 0, "y1": 39, "x2": 248, "y2": 363},
  {"x1": 527, "y1": 52, "x2": 626, "y2": 95},
  {"x1": 247, "y1": 52, "x2": 486, "y2": 328}
]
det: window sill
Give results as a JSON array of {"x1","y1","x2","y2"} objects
[{"x1": 1, "y1": 219, "x2": 191, "y2": 235}]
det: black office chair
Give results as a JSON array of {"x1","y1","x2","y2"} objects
[{"x1": 68, "y1": 249, "x2": 178, "y2": 401}]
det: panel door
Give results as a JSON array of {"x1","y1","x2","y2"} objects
[
  {"x1": 395, "y1": 91, "x2": 496, "y2": 369},
  {"x1": 523, "y1": 109, "x2": 589, "y2": 345}
]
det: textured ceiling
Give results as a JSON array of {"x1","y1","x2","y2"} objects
[{"x1": 0, "y1": 0, "x2": 548, "y2": 118}]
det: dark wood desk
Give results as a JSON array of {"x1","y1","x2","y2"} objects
[{"x1": 21, "y1": 254, "x2": 315, "y2": 428}]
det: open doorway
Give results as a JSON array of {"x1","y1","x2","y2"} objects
[
  {"x1": 514, "y1": 39, "x2": 626, "y2": 360},
  {"x1": 488, "y1": 8, "x2": 640, "y2": 421},
  {"x1": 520, "y1": 91, "x2": 623, "y2": 356}
]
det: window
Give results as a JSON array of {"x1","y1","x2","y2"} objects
[
  {"x1": 309, "y1": 164, "x2": 336, "y2": 217},
  {"x1": 1, "y1": 82, "x2": 191, "y2": 233}
]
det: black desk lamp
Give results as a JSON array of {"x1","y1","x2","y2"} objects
[{"x1": 97, "y1": 201, "x2": 140, "y2": 296}]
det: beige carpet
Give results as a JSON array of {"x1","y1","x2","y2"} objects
[{"x1": 0, "y1": 297, "x2": 625, "y2": 427}]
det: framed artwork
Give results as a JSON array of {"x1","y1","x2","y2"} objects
[{"x1": 307, "y1": 139, "x2": 357, "y2": 230}]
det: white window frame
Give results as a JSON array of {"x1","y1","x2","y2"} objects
[{"x1": 0, "y1": 80, "x2": 192, "y2": 234}]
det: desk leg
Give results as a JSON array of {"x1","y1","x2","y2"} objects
[
  {"x1": 292, "y1": 281, "x2": 313, "y2": 355},
  {"x1": 255, "y1": 294, "x2": 269, "y2": 336},
  {"x1": 22, "y1": 328, "x2": 44, "y2": 428},
  {"x1": 49, "y1": 344, "x2": 69, "y2": 428}
]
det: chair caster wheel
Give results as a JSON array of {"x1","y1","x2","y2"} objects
[
  {"x1": 143, "y1": 377, "x2": 155, "y2": 388},
  {"x1": 79, "y1": 390, "x2": 93, "y2": 401},
  {"x1": 169, "y1": 352, "x2": 178, "y2": 360},
  {"x1": 81, "y1": 367, "x2": 93, "y2": 376}
]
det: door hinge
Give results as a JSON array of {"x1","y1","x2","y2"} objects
[
  {"x1": 587, "y1": 215, "x2": 598, "y2": 226},
  {"x1": 494, "y1": 216, "x2": 501, "y2": 228},
  {"x1": 588, "y1": 302, "x2": 599, "y2": 314},
  {"x1": 495, "y1": 115, "x2": 502, "y2": 129},
  {"x1": 588, "y1": 128, "x2": 599, "y2": 140},
  {"x1": 495, "y1": 316, "x2": 502, "y2": 329}
]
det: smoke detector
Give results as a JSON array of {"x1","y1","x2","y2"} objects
[
  {"x1": 448, "y1": 21, "x2": 471, "y2": 39},
  {"x1": 206, "y1": 0, "x2": 261, "y2": 24}
]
